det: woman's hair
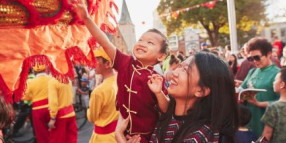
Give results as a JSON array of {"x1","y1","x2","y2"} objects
[
  {"x1": 156, "y1": 52, "x2": 238, "y2": 142},
  {"x1": 0, "y1": 96, "x2": 12, "y2": 129},
  {"x1": 247, "y1": 37, "x2": 272, "y2": 56},
  {"x1": 228, "y1": 54, "x2": 238, "y2": 75},
  {"x1": 146, "y1": 28, "x2": 168, "y2": 55},
  {"x1": 238, "y1": 104, "x2": 251, "y2": 127}
]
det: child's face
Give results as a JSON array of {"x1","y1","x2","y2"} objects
[
  {"x1": 168, "y1": 57, "x2": 200, "y2": 98},
  {"x1": 81, "y1": 81, "x2": 88, "y2": 86},
  {"x1": 133, "y1": 32, "x2": 165, "y2": 66},
  {"x1": 273, "y1": 73, "x2": 283, "y2": 93}
]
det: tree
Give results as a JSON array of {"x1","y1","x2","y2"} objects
[{"x1": 157, "y1": 0, "x2": 267, "y2": 47}]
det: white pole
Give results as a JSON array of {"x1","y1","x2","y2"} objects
[{"x1": 227, "y1": 0, "x2": 238, "y2": 54}]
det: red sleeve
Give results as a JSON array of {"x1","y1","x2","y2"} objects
[{"x1": 113, "y1": 49, "x2": 132, "y2": 73}]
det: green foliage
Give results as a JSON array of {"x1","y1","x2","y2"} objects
[{"x1": 157, "y1": 0, "x2": 267, "y2": 46}]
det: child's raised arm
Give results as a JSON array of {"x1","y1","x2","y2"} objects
[
  {"x1": 148, "y1": 74, "x2": 170, "y2": 113},
  {"x1": 72, "y1": 0, "x2": 116, "y2": 61}
]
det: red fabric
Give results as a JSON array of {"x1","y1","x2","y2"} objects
[
  {"x1": 57, "y1": 105, "x2": 74, "y2": 118},
  {"x1": 113, "y1": 49, "x2": 168, "y2": 142},
  {"x1": 94, "y1": 120, "x2": 118, "y2": 134},
  {"x1": 49, "y1": 116, "x2": 77, "y2": 143},
  {"x1": 0, "y1": 0, "x2": 119, "y2": 104},
  {"x1": 273, "y1": 41, "x2": 283, "y2": 57},
  {"x1": 32, "y1": 108, "x2": 50, "y2": 143},
  {"x1": 32, "y1": 99, "x2": 48, "y2": 108}
]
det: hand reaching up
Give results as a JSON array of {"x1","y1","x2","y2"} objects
[{"x1": 70, "y1": 0, "x2": 90, "y2": 20}]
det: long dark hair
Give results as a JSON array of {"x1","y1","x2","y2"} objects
[
  {"x1": 156, "y1": 52, "x2": 238, "y2": 142},
  {"x1": 228, "y1": 54, "x2": 238, "y2": 75}
]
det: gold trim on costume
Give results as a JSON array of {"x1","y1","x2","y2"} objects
[
  {"x1": 124, "y1": 84, "x2": 137, "y2": 94},
  {"x1": 132, "y1": 64, "x2": 141, "y2": 75},
  {"x1": 123, "y1": 104, "x2": 137, "y2": 114}
]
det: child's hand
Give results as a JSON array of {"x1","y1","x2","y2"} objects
[
  {"x1": 71, "y1": 0, "x2": 89, "y2": 20},
  {"x1": 148, "y1": 74, "x2": 163, "y2": 94}
]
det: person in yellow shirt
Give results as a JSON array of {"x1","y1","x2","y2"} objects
[
  {"x1": 87, "y1": 47, "x2": 119, "y2": 143},
  {"x1": 22, "y1": 64, "x2": 52, "y2": 143},
  {"x1": 48, "y1": 77, "x2": 77, "y2": 143}
]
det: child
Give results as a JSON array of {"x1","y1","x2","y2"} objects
[
  {"x1": 235, "y1": 104, "x2": 257, "y2": 143},
  {"x1": 261, "y1": 68, "x2": 286, "y2": 142},
  {"x1": 72, "y1": 1, "x2": 169, "y2": 142},
  {"x1": 77, "y1": 77, "x2": 90, "y2": 108}
]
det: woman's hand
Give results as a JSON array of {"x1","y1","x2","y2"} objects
[
  {"x1": 70, "y1": 0, "x2": 90, "y2": 20},
  {"x1": 148, "y1": 74, "x2": 163, "y2": 94},
  {"x1": 115, "y1": 115, "x2": 141, "y2": 143}
]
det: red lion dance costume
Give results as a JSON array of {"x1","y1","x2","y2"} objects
[{"x1": 0, "y1": 0, "x2": 118, "y2": 103}]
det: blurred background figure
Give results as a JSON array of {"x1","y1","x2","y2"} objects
[
  {"x1": 235, "y1": 104, "x2": 257, "y2": 143},
  {"x1": 77, "y1": 78, "x2": 90, "y2": 108},
  {"x1": 280, "y1": 47, "x2": 286, "y2": 67},
  {"x1": 228, "y1": 54, "x2": 239, "y2": 76},
  {"x1": 0, "y1": 91, "x2": 13, "y2": 143}
]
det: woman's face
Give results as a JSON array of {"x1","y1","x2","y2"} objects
[
  {"x1": 168, "y1": 57, "x2": 200, "y2": 99},
  {"x1": 230, "y1": 55, "x2": 235, "y2": 62},
  {"x1": 249, "y1": 50, "x2": 271, "y2": 68}
]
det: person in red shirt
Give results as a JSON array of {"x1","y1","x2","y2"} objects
[
  {"x1": 272, "y1": 36, "x2": 283, "y2": 57},
  {"x1": 72, "y1": 1, "x2": 169, "y2": 142}
]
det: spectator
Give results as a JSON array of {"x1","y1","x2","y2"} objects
[
  {"x1": 272, "y1": 35, "x2": 283, "y2": 58},
  {"x1": 77, "y1": 77, "x2": 90, "y2": 108},
  {"x1": 228, "y1": 54, "x2": 239, "y2": 76},
  {"x1": 261, "y1": 68, "x2": 286, "y2": 142},
  {"x1": 238, "y1": 37, "x2": 280, "y2": 137},
  {"x1": 280, "y1": 47, "x2": 286, "y2": 67},
  {"x1": 235, "y1": 104, "x2": 257, "y2": 143}
]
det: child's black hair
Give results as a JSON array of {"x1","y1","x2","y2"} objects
[{"x1": 238, "y1": 104, "x2": 251, "y2": 127}]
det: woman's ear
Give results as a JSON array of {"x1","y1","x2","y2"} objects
[{"x1": 194, "y1": 87, "x2": 210, "y2": 98}]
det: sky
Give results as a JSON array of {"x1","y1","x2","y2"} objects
[
  {"x1": 114, "y1": 0, "x2": 286, "y2": 40},
  {"x1": 114, "y1": 0, "x2": 160, "y2": 40}
]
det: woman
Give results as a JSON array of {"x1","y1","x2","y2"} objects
[
  {"x1": 116, "y1": 52, "x2": 238, "y2": 143},
  {"x1": 239, "y1": 37, "x2": 280, "y2": 137},
  {"x1": 228, "y1": 54, "x2": 238, "y2": 76}
]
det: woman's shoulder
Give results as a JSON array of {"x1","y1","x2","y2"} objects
[{"x1": 183, "y1": 125, "x2": 219, "y2": 143}]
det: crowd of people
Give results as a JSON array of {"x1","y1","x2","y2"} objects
[{"x1": 0, "y1": 0, "x2": 286, "y2": 143}]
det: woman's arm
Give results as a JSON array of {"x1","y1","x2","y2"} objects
[{"x1": 115, "y1": 115, "x2": 141, "y2": 143}]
